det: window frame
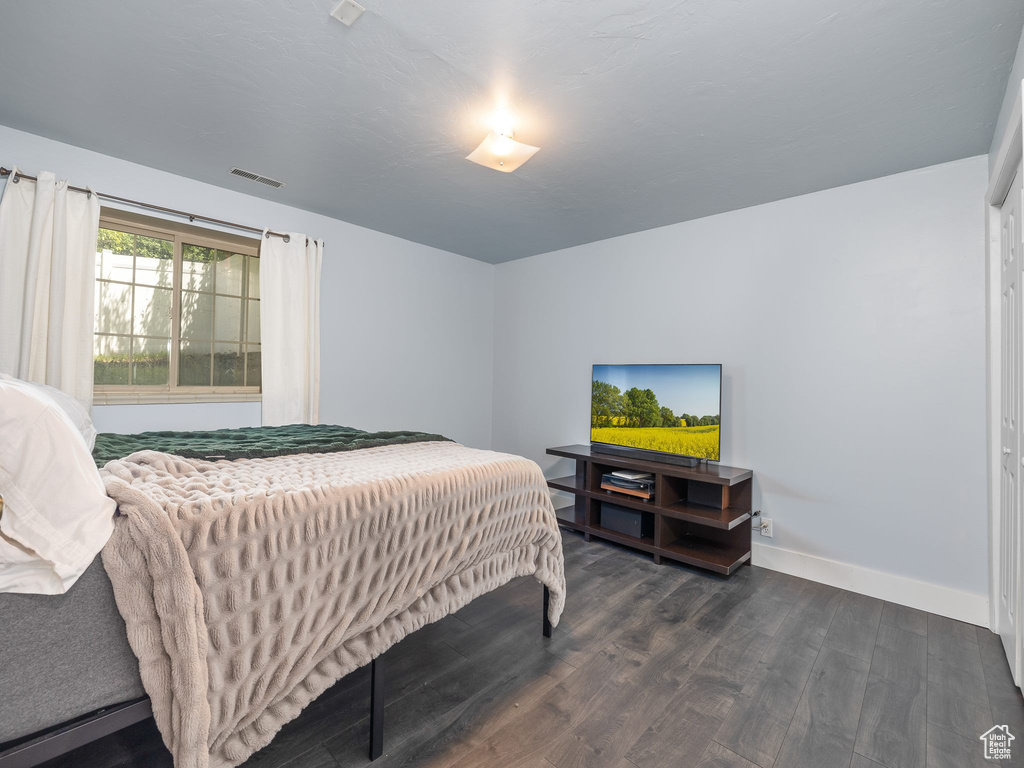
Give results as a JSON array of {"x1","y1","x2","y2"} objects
[{"x1": 93, "y1": 210, "x2": 262, "y2": 405}]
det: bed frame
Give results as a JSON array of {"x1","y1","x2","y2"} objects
[{"x1": 0, "y1": 586, "x2": 552, "y2": 768}]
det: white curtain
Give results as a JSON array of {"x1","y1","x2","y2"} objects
[
  {"x1": 0, "y1": 169, "x2": 100, "y2": 407},
  {"x1": 259, "y1": 232, "x2": 322, "y2": 426}
]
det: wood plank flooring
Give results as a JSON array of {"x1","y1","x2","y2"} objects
[{"x1": 38, "y1": 531, "x2": 1024, "y2": 768}]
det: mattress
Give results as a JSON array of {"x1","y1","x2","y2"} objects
[{"x1": 0, "y1": 555, "x2": 144, "y2": 744}]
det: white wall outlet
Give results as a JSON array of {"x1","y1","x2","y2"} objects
[{"x1": 759, "y1": 517, "x2": 773, "y2": 538}]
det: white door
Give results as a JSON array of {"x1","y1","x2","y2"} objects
[{"x1": 999, "y1": 163, "x2": 1023, "y2": 683}]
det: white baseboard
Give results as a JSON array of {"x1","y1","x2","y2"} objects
[{"x1": 752, "y1": 542, "x2": 990, "y2": 628}]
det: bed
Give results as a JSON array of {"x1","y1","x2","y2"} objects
[{"x1": 0, "y1": 423, "x2": 566, "y2": 768}]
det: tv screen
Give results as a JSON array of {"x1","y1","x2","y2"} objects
[{"x1": 591, "y1": 364, "x2": 722, "y2": 461}]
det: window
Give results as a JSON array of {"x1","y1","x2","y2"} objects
[{"x1": 93, "y1": 211, "x2": 261, "y2": 404}]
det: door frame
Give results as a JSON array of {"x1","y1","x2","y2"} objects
[{"x1": 987, "y1": 79, "x2": 1023, "y2": 681}]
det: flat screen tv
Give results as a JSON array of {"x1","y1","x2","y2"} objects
[{"x1": 591, "y1": 364, "x2": 722, "y2": 465}]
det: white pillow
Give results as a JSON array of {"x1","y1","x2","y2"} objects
[
  {"x1": 0, "y1": 373, "x2": 97, "y2": 451},
  {"x1": 0, "y1": 378, "x2": 116, "y2": 594}
]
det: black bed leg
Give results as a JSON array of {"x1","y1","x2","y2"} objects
[
  {"x1": 369, "y1": 658, "x2": 384, "y2": 760},
  {"x1": 542, "y1": 586, "x2": 552, "y2": 638}
]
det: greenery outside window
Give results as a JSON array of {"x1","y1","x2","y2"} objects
[{"x1": 93, "y1": 210, "x2": 261, "y2": 404}]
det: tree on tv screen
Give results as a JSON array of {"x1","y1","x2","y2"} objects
[{"x1": 591, "y1": 379, "x2": 719, "y2": 428}]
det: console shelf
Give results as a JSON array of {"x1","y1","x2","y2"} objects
[{"x1": 546, "y1": 444, "x2": 754, "y2": 575}]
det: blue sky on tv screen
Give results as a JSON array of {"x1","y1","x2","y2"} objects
[{"x1": 592, "y1": 364, "x2": 721, "y2": 417}]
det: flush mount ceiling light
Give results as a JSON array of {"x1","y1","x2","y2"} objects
[{"x1": 466, "y1": 130, "x2": 539, "y2": 173}]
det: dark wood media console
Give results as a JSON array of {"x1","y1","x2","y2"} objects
[{"x1": 546, "y1": 444, "x2": 754, "y2": 575}]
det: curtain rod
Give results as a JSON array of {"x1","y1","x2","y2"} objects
[{"x1": 0, "y1": 167, "x2": 320, "y2": 246}]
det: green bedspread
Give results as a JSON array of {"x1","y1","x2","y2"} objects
[{"x1": 92, "y1": 424, "x2": 451, "y2": 466}]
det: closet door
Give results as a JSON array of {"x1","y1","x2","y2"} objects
[{"x1": 999, "y1": 163, "x2": 1023, "y2": 683}]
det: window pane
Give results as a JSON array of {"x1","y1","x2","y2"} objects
[
  {"x1": 216, "y1": 251, "x2": 245, "y2": 296},
  {"x1": 179, "y1": 341, "x2": 212, "y2": 386},
  {"x1": 132, "y1": 337, "x2": 170, "y2": 386},
  {"x1": 248, "y1": 256, "x2": 260, "y2": 298},
  {"x1": 245, "y1": 346, "x2": 261, "y2": 387},
  {"x1": 134, "y1": 236, "x2": 173, "y2": 287},
  {"x1": 213, "y1": 343, "x2": 244, "y2": 386},
  {"x1": 97, "y1": 228, "x2": 134, "y2": 254},
  {"x1": 214, "y1": 295, "x2": 242, "y2": 342},
  {"x1": 94, "y1": 335, "x2": 130, "y2": 385},
  {"x1": 246, "y1": 300, "x2": 260, "y2": 343},
  {"x1": 95, "y1": 281, "x2": 132, "y2": 335},
  {"x1": 96, "y1": 229, "x2": 135, "y2": 282},
  {"x1": 180, "y1": 290, "x2": 213, "y2": 340},
  {"x1": 133, "y1": 285, "x2": 172, "y2": 338},
  {"x1": 183, "y1": 244, "x2": 215, "y2": 292},
  {"x1": 96, "y1": 249, "x2": 135, "y2": 283}
]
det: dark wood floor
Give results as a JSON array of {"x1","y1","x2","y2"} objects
[{"x1": 41, "y1": 530, "x2": 1024, "y2": 768}]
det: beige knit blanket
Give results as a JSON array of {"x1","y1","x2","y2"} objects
[{"x1": 99, "y1": 441, "x2": 565, "y2": 768}]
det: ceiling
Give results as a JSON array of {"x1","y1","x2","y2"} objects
[{"x1": 1, "y1": 0, "x2": 1022, "y2": 263}]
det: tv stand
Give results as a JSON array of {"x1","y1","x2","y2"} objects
[{"x1": 546, "y1": 444, "x2": 753, "y2": 575}]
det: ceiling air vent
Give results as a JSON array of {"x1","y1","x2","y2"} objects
[{"x1": 230, "y1": 167, "x2": 285, "y2": 189}]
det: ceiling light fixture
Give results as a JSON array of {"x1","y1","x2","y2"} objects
[{"x1": 466, "y1": 129, "x2": 539, "y2": 173}]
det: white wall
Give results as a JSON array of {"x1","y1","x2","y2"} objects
[
  {"x1": 90, "y1": 402, "x2": 263, "y2": 434},
  {"x1": 0, "y1": 124, "x2": 494, "y2": 448},
  {"x1": 492, "y1": 156, "x2": 990, "y2": 619}
]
